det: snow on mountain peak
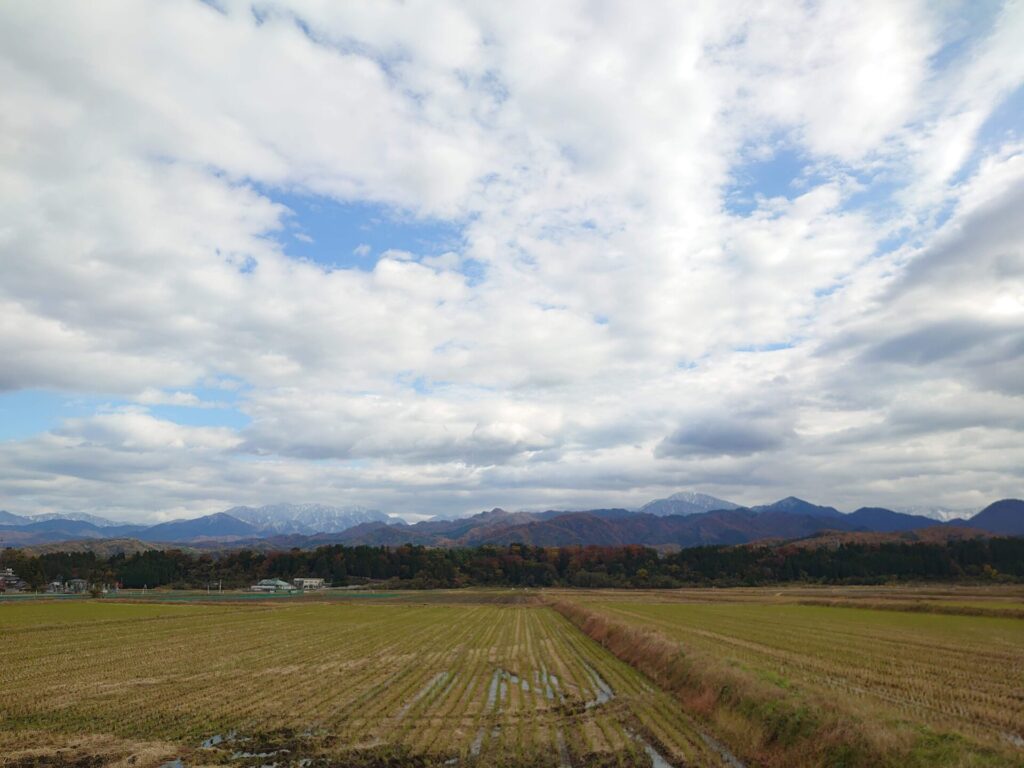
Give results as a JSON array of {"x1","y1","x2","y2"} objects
[
  {"x1": 640, "y1": 491, "x2": 740, "y2": 516},
  {"x1": 224, "y1": 503, "x2": 390, "y2": 535}
]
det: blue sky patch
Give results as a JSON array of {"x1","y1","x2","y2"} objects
[
  {"x1": 0, "y1": 386, "x2": 250, "y2": 440},
  {"x1": 724, "y1": 147, "x2": 814, "y2": 215},
  {"x1": 734, "y1": 341, "x2": 795, "y2": 353},
  {"x1": 0, "y1": 391, "x2": 106, "y2": 440},
  {"x1": 844, "y1": 175, "x2": 901, "y2": 218},
  {"x1": 928, "y1": 4, "x2": 1002, "y2": 74},
  {"x1": 950, "y1": 83, "x2": 1024, "y2": 188},
  {"x1": 145, "y1": 382, "x2": 250, "y2": 429},
  {"x1": 146, "y1": 402, "x2": 250, "y2": 430},
  {"x1": 271, "y1": 192, "x2": 464, "y2": 271}
]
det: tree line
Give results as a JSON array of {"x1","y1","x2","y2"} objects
[{"x1": 2, "y1": 537, "x2": 1022, "y2": 591}]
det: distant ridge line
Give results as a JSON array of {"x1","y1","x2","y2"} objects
[{"x1": 1, "y1": 496, "x2": 1020, "y2": 549}]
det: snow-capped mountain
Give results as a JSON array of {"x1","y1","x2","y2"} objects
[
  {"x1": 223, "y1": 503, "x2": 392, "y2": 535},
  {"x1": 639, "y1": 491, "x2": 740, "y2": 516},
  {"x1": 893, "y1": 505, "x2": 973, "y2": 522},
  {"x1": 26, "y1": 512, "x2": 125, "y2": 527},
  {"x1": 0, "y1": 511, "x2": 125, "y2": 527}
]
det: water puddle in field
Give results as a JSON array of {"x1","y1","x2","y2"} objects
[
  {"x1": 397, "y1": 670, "x2": 449, "y2": 719},
  {"x1": 200, "y1": 731, "x2": 239, "y2": 749},
  {"x1": 470, "y1": 728, "x2": 485, "y2": 757},
  {"x1": 580, "y1": 660, "x2": 614, "y2": 709},
  {"x1": 472, "y1": 672, "x2": 507, "y2": 761},
  {"x1": 441, "y1": 671, "x2": 460, "y2": 697},
  {"x1": 470, "y1": 725, "x2": 502, "y2": 756},
  {"x1": 486, "y1": 667, "x2": 525, "y2": 711},
  {"x1": 187, "y1": 730, "x2": 332, "y2": 768},
  {"x1": 641, "y1": 741, "x2": 673, "y2": 768},
  {"x1": 556, "y1": 729, "x2": 572, "y2": 768},
  {"x1": 159, "y1": 761, "x2": 184, "y2": 768},
  {"x1": 698, "y1": 730, "x2": 746, "y2": 768},
  {"x1": 486, "y1": 668, "x2": 502, "y2": 710},
  {"x1": 623, "y1": 728, "x2": 674, "y2": 768},
  {"x1": 539, "y1": 664, "x2": 562, "y2": 701}
]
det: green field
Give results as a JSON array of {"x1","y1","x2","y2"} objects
[{"x1": 2, "y1": 589, "x2": 1023, "y2": 767}]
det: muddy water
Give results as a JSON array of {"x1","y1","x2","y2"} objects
[{"x1": 580, "y1": 659, "x2": 614, "y2": 708}]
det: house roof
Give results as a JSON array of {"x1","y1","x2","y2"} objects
[{"x1": 256, "y1": 578, "x2": 292, "y2": 587}]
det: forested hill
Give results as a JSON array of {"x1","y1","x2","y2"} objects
[{"x1": 3, "y1": 536, "x2": 1023, "y2": 590}]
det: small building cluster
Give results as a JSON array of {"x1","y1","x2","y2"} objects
[
  {"x1": 250, "y1": 578, "x2": 295, "y2": 593},
  {"x1": 0, "y1": 569, "x2": 113, "y2": 595},
  {"x1": 0, "y1": 567, "x2": 28, "y2": 592},
  {"x1": 250, "y1": 577, "x2": 326, "y2": 592},
  {"x1": 49, "y1": 578, "x2": 91, "y2": 594},
  {"x1": 45, "y1": 578, "x2": 111, "y2": 594}
]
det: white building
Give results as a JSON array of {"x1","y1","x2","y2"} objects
[
  {"x1": 293, "y1": 577, "x2": 325, "y2": 590},
  {"x1": 251, "y1": 578, "x2": 295, "y2": 592}
]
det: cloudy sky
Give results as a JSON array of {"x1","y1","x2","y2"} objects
[{"x1": 1, "y1": 1, "x2": 1022, "y2": 522}]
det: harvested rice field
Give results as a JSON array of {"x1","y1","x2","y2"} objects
[
  {"x1": 3, "y1": 588, "x2": 1023, "y2": 767},
  {"x1": 554, "y1": 589, "x2": 1024, "y2": 767},
  {"x1": 0, "y1": 597, "x2": 735, "y2": 768}
]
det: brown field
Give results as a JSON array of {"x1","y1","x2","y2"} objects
[
  {"x1": 0, "y1": 596, "x2": 731, "y2": 768},
  {"x1": 551, "y1": 585, "x2": 1024, "y2": 767},
  {"x1": 2, "y1": 586, "x2": 1022, "y2": 767}
]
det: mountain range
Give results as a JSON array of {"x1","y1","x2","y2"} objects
[
  {"x1": 0, "y1": 510, "x2": 125, "y2": 527},
  {"x1": 1, "y1": 495, "x2": 1021, "y2": 550},
  {"x1": 223, "y1": 504, "x2": 390, "y2": 535},
  {"x1": 0, "y1": 503, "x2": 392, "y2": 546},
  {"x1": 318, "y1": 498, "x2": 991, "y2": 549}
]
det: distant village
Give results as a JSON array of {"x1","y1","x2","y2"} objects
[
  {"x1": 0, "y1": 567, "x2": 327, "y2": 595},
  {"x1": 0, "y1": 567, "x2": 28, "y2": 592},
  {"x1": 251, "y1": 577, "x2": 325, "y2": 592},
  {"x1": 0, "y1": 566, "x2": 119, "y2": 595}
]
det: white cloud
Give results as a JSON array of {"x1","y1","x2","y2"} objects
[
  {"x1": 721, "y1": 0, "x2": 939, "y2": 160},
  {"x1": 0, "y1": 0, "x2": 1021, "y2": 520}
]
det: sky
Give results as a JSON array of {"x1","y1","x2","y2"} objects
[{"x1": 0, "y1": 1, "x2": 1022, "y2": 523}]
